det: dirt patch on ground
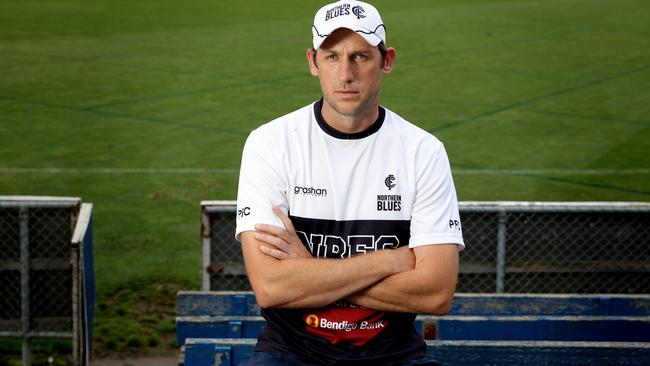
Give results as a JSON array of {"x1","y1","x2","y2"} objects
[
  {"x1": 93, "y1": 346, "x2": 179, "y2": 366},
  {"x1": 93, "y1": 283, "x2": 185, "y2": 359},
  {"x1": 92, "y1": 355, "x2": 178, "y2": 366}
]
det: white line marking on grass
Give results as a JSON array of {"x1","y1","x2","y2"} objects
[
  {"x1": 1, "y1": 167, "x2": 649, "y2": 175},
  {"x1": 453, "y1": 169, "x2": 650, "y2": 175},
  {"x1": 0, "y1": 167, "x2": 240, "y2": 174}
]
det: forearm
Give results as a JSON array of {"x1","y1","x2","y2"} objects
[
  {"x1": 346, "y1": 244, "x2": 459, "y2": 315},
  {"x1": 346, "y1": 269, "x2": 453, "y2": 314},
  {"x1": 241, "y1": 231, "x2": 410, "y2": 309}
]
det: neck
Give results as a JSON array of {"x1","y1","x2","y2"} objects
[
  {"x1": 320, "y1": 98, "x2": 380, "y2": 134},
  {"x1": 314, "y1": 99, "x2": 385, "y2": 140}
]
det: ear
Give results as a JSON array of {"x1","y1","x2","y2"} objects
[
  {"x1": 382, "y1": 47, "x2": 396, "y2": 75},
  {"x1": 306, "y1": 48, "x2": 319, "y2": 77}
]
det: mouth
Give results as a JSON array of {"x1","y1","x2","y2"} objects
[{"x1": 335, "y1": 90, "x2": 358, "y2": 98}]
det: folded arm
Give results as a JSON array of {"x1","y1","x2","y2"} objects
[
  {"x1": 241, "y1": 208, "x2": 415, "y2": 309},
  {"x1": 345, "y1": 244, "x2": 459, "y2": 315}
]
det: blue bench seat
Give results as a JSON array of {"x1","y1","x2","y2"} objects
[
  {"x1": 177, "y1": 314, "x2": 650, "y2": 344},
  {"x1": 184, "y1": 338, "x2": 650, "y2": 366},
  {"x1": 176, "y1": 292, "x2": 650, "y2": 365},
  {"x1": 177, "y1": 291, "x2": 650, "y2": 317}
]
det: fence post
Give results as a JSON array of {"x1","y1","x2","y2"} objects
[
  {"x1": 201, "y1": 207, "x2": 212, "y2": 291},
  {"x1": 496, "y1": 211, "x2": 507, "y2": 293},
  {"x1": 72, "y1": 234, "x2": 80, "y2": 366},
  {"x1": 19, "y1": 207, "x2": 31, "y2": 366}
]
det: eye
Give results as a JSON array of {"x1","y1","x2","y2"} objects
[
  {"x1": 325, "y1": 54, "x2": 338, "y2": 61},
  {"x1": 353, "y1": 53, "x2": 369, "y2": 61}
]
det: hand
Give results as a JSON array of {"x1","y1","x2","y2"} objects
[
  {"x1": 254, "y1": 206, "x2": 312, "y2": 260},
  {"x1": 392, "y1": 246, "x2": 416, "y2": 273}
]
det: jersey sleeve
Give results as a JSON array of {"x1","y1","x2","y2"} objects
[
  {"x1": 235, "y1": 128, "x2": 288, "y2": 242},
  {"x1": 409, "y1": 140, "x2": 465, "y2": 250}
]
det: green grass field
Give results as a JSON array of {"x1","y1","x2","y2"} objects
[{"x1": 1, "y1": 0, "x2": 649, "y2": 357}]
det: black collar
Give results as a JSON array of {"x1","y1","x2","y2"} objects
[{"x1": 313, "y1": 98, "x2": 385, "y2": 140}]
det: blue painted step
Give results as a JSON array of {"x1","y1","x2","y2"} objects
[
  {"x1": 437, "y1": 315, "x2": 650, "y2": 342},
  {"x1": 177, "y1": 315, "x2": 650, "y2": 343},
  {"x1": 176, "y1": 316, "x2": 265, "y2": 344},
  {"x1": 183, "y1": 338, "x2": 650, "y2": 366}
]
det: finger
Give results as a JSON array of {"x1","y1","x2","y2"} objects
[
  {"x1": 254, "y1": 232, "x2": 291, "y2": 252},
  {"x1": 260, "y1": 245, "x2": 288, "y2": 260},
  {"x1": 273, "y1": 206, "x2": 296, "y2": 232},
  {"x1": 255, "y1": 223, "x2": 286, "y2": 236}
]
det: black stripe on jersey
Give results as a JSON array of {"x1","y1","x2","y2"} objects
[
  {"x1": 290, "y1": 215, "x2": 410, "y2": 259},
  {"x1": 314, "y1": 98, "x2": 386, "y2": 140}
]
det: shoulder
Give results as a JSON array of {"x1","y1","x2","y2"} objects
[
  {"x1": 382, "y1": 107, "x2": 445, "y2": 155},
  {"x1": 242, "y1": 103, "x2": 314, "y2": 158},
  {"x1": 250, "y1": 103, "x2": 315, "y2": 141}
]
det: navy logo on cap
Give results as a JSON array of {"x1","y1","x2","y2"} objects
[
  {"x1": 352, "y1": 5, "x2": 366, "y2": 19},
  {"x1": 325, "y1": 4, "x2": 350, "y2": 21}
]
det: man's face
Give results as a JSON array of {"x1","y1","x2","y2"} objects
[{"x1": 308, "y1": 28, "x2": 394, "y2": 124}]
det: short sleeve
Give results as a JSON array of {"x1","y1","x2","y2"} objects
[
  {"x1": 235, "y1": 128, "x2": 288, "y2": 241},
  {"x1": 409, "y1": 141, "x2": 464, "y2": 250}
]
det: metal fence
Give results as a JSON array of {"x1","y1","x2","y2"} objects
[
  {"x1": 0, "y1": 196, "x2": 95, "y2": 366},
  {"x1": 200, "y1": 201, "x2": 650, "y2": 294}
]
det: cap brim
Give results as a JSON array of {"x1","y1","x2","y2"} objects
[{"x1": 312, "y1": 26, "x2": 384, "y2": 49}]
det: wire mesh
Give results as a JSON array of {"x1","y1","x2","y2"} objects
[
  {"x1": 1, "y1": 197, "x2": 95, "y2": 366},
  {"x1": 203, "y1": 202, "x2": 650, "y2": 294},
  {"x1": 0, "y1": 203, "x2": 76, "y2": 333},
  {"x1": 209, "y1": 212, "x2": 251, "y2": 291},
  {"x1": 456, "y1": 211, "x2": 498, "y2": 292},
  {"x1": 0, "y1": 207, "x2": 21, "y2": 331},
  {"x1": 505, "y1": 210, "x2": 650, "y2": 293},
  {"x1": 29, "y1": 208, "x2": 73, "y2": 331}
]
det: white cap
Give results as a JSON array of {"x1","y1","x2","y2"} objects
[{"x1": 312, "y1": 0, "x2": 386, "y2": 50}]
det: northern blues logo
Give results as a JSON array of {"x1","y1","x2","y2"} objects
[
  {"x1": 379, "y1": 175, "x2": 400, "y2": 211},
  {"x1": 352, "y1": 5, "x2": 366, "y2": 19},
  {"x1": 377, "y1": 194, "x2": 401, "y2": 212},
  {"x1": 384, "y1": 174, "x2": 396, "y2": 190},
  {"x1": 325, "y1": 3, "x2": 350, "y2": 21}
]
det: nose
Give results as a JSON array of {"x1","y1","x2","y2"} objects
[{"x1": 338, "y1": 57, "x2": 354, "y2": 84}]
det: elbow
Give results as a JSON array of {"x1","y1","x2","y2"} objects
[
  {"x1": 421, "y1": 293, "x2": 454, "y2": 315},
  {"x1": 253, "y1": 283, "x2": 286, "y2": 309},
  {"x1": 430, "y1": 296, "x2": 454, "y2": 315},
  {"x1": 252, "y1": 280, "x2": 307, "y2": 309},
  {"x1": 255, "y1": 289, "x2": 328, "y2": 309},
  {"x1": 253, "y1": 282, "x2": 329, "y2": 309},
  {"x1": 254, "y1": 291, "x2": 275, "y2": 309}
]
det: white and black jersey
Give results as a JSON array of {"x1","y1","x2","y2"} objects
[{"x1": 236, "y1": 99, "x2": 464, "y2": 364}]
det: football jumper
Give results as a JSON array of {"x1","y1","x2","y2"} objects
[{"x1": 236, "y1": 99, "x2": 464, "y2": 365}]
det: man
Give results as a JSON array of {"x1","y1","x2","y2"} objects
[{"x1": 235, "y1": 1, "x2": 464, "y2": 364}]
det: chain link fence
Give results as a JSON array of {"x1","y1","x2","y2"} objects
[
  {"x1": 1, "y1": 206, "x2": 22, "y2": 327},
  {"x1": 200, "y1": 201, "x2": 650, "y2": 294},
  {"x1": 0, "y1": 196, "x2": 95, "y2": 366}
]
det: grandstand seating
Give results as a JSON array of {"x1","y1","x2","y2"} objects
[{"x1": 176, "y1": 291, "x2": 650, "y2": 365}]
